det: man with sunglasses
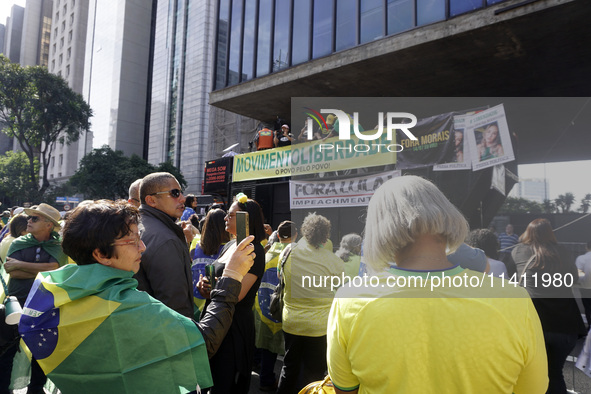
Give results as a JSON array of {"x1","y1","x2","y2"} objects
[
  {"x1": 134, "y1": 172, "x2": 196, "y2": 318},
  {"x1": 1, "y1": 203, "x2": 68, "y2": 394}
]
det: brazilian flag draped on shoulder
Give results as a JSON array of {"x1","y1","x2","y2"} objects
[
  {"x1": 254, "y1": 242, "x2": 287, "y2": 355},
  {"x1": 19, "y1": 263, "x2": 212, "y2": 393},
  {"x1": 7, "y1": 232, "x2": 68, "y2": 266}
]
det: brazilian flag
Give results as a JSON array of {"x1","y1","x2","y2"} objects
[
  {"x1": 254, "y1": 242, "x2": 286, "y2": 355},
  {"x1": 19, "y1": 263, "x2": 212, "y2": 393}
]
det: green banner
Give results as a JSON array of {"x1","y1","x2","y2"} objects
[{"x1": 233, "y1": 132, "x2": 398, "y2": 182}]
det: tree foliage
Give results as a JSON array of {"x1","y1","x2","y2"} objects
[
  {"x1": 0, "y1": 151, "x2": 39, "y2": 205},
  {"x1": 555, "y1": 193, "x2": 576, "y2": 213},
  {"x1": 578, "y1": 194, "x2": 591, "y2": 214},
  {"x1": 542, "y1": 199, "x2": 557, "y2": 214},
  {"x1": 498, "y1": 197, "x2": 543, "y2": 214},
  {"x1": 0, "y1": 55, "x2": 92, "y2": 197},
  {"x1": 69, "y1": 146, "x2": 187, "y2": 200}
]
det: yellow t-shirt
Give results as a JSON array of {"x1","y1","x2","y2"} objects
[
  {"x1": 282, "y1": 238, "x2": 345, "y2": 337},
  {"x1": 328, "y1": 266, "x2": 548, "y2": 393}
]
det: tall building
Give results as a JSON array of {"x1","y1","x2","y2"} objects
[
  {"x1": 148, "y1": 0, "x2": 219, "y2": 193},
  {"x1": 82, "y1": 0, "x2": 155, "y2": 157},
  {"x1": 44, "y1": 0, "x2": 90, "y2": 184},
  {"x1": 19, "y1": 0, "x2": 53, "y2": 67},
  {"x1": 0, "y1": 23, "x2": 6, "y2": 54},
  {"x1": 208, "y1": 0, "x2": 591, "y2": 164},
  {"x1": 509, "y1": 178, "x2": 550, "y2": 203},
  {"x1": 3, "y1": 5, "x2": 24, "y2": 62}
]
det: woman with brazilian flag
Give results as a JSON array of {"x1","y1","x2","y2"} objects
[{"x1": 18, "y1": 200, "x2": 256, "y2": 394}]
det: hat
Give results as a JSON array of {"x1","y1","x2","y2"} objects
[
  {"x1": 1, "y1": 211, "x2": 9, "y2": 217},
  {"x1": 13, "y1": 207, "x2": 25, "y2": 216},
  {"x1": 277, "y1": 221, "x2": 296, "y2": 239},
  {"x1": 281, "y1": 124, "x2": 290, "y2": 129},
  {"x1": 326, "y1": 114, "x2": 336, "y2": 125},
  {"x1": 24, "y1": 203, "x2": 61, "y2": 229}
]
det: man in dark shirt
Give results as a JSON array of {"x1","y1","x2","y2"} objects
[
  {"x1": 134, "y1": 172, "x2": 195, "y2": 318},
  {"x1": 0, "y1": 203, "x2": 67, "y2": 394},
  {"x1": 274, "y1": 124, "x2": 294, "y2": 148}
]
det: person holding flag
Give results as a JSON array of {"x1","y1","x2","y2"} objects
[
  {"x1": 18, "y1": 200, "x2": 256, "y2": 393},
  {"x1": 254, "y1": 221, "x2": 297, "y2": 392},
  {"x1": 1, "y1": 203, "x2": 67, "y2": 394}
]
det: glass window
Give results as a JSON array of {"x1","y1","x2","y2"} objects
[
  {"x1": 388, "y1": 0, "x2": 414, "y2": 35},
  {"x1": 312, "y1": 0, "x2": 332, "y2": 58},
  {"x1": 256, "y1": 0, "x2": 273, "y2": 77},
  {"x1": 242, "y1": 0, "x2": 256, "y2": 80},
  {"x1": 450, "y1": 0, "x2": 484, "y2": 17},
  {"x1": 292, "y1": 0, "x2": 311, "y2": 65},
  {"x1": 70, "y1": 13, "x2": 74, "y2": 25},
  {"x1": 273, "y1": 0, "x2": 290, "y2": 72},
  {"x1": 215, "y1": 0, "x2": 230, "y2": 89},
  {"x1": 228, "y1": 0, "x2": 243, "y2": 85},
  {"x1": 417, "y1": 0, "x2": 445, "y2": 26},
  {"x1": 360, "y1": 0, "x2": 384, "y2": 44},
  {"x1": 336, "y1": 0, "x2": 356, "y2": 52}
]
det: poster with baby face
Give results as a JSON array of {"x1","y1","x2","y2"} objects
[{"x1": 465, "y1": 104, "x2": 515, "y2": 171}]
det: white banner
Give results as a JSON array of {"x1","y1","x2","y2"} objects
[
  {"x1": 465, "y1": 104, "x2": 515, "y2": 171},
  {"x1": 290, "y1": 171, "x2": 401, "y2": 209},
  {"x1": 491, "y1": 164, "x2": 506, "y2": 195},
  {"x1": 433, "y1": 114, "x2": 472, "y2": 171}
]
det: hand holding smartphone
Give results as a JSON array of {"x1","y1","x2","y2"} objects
[
  {"x1": 236, "y1": 211, "x2": 249, "y2": 245},
  {"x1": 204, "y1": 264, "x2": 216, "y2": 289}
]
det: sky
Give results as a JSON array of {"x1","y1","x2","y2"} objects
[
  {"x1": 1, "y1": 0, "x2": 589, "y2": 205},
  {"x1": 517, "y1": 161, "x2": 591, "y2": 203},
  {"x1": 1, "y1": 1, "x2": 26, "y2": 25}
]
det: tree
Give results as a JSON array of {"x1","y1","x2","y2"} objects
[
  {"x1": 579, "y1": 193, "x2": 591, "y2": 213},
  {"x1": 555, "y1": 193, "x2": 575, "y2": 213},
  {"x1": 69, "y1": 146, "x2": 187, "y2": 200},
  {"x1": 0, "y1": 151, "x2": 39, "y2": 205},
  {"x1": 498, "y1": 197, "x2": 542, "y2": 214},
  {"x1": 542, "y1": 199, "x2": 557, "y2": 214},
  {"x1": 0, "y1": 55, "x2": 92, "y2": 198}
]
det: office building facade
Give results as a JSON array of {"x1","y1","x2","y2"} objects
[
  {"x1": 148, "y1": 0, "x2": 219, "y2": 193},
  {"x1": 44, "y1": 0, "x2": 90, "y2": 184}
]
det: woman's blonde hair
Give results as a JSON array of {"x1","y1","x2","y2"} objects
[{"x1": 364, "y1": 175, "x2": 468, "y2": 271}]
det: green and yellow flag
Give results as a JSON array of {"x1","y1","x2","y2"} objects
[{"x1": 19, "y1": 263, "x2": 212, "y2": 393}]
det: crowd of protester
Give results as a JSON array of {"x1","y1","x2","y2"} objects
[{"x1": 1, "y1": 172, "x2": 590, "y2": 393}]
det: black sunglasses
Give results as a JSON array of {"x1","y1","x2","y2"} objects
[
  {"x1": 27, "y1": 216, "x2": 41, "y2": 223},
  {"x1": 149, "y1": 189, "x2": 183, "y2": 199}
]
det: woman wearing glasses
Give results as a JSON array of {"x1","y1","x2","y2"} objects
[
  {"x1": 198, "y1": 193, "x2": 267, "y2": 393},
  {"x1": 19, "y1": 200, "x2": 257, "y2": 393}
]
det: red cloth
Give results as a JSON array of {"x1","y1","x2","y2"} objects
[{"x1": 257, "y1": 129, "x2": 274, "y2": 150}]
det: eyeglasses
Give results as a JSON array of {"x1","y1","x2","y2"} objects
[
  {"x1": 131, "y1": 198, "x2": 140, "y2": 203},
  {"x1": 149, "y1": 189, "x2": 183, "y2": 199},
  {"x1": 110, "y1": 234, "x2": 143, "y2": 248},
  {"x1": 27, "y1": 216, "x2": 42, "y2": 223}
]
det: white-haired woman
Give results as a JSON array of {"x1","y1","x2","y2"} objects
[{"x1": 327, "y1": 176, "x2": 548, "y2": 394}]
